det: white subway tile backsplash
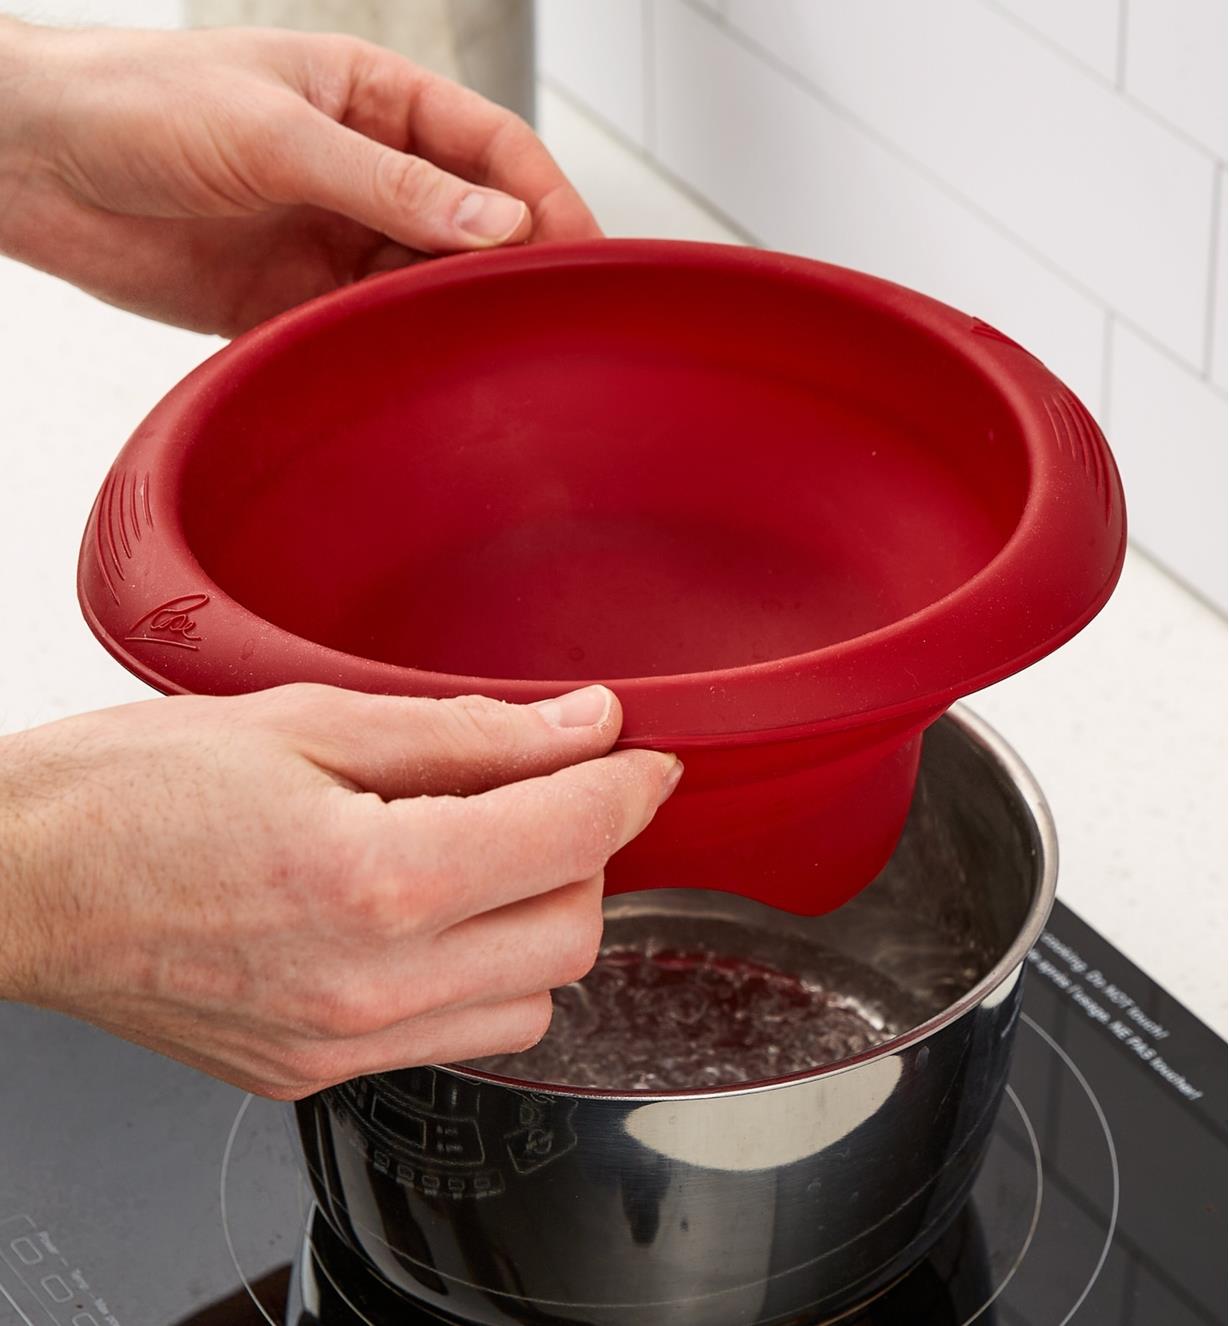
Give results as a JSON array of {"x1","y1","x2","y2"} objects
[
  {"x1": 724, "y1": 0, "x2": 1215, "y2": 370},
  {"x1": 1124, "y1": 0, "x2": 1227, "y2": 159},
  {"x1": 542, "y1": 0, "x2": 1224, "y2": 596},
  {"x1": 990, "y1": 0, "x2": 1121, "y2": 83},
  {"x1": 1211, "y1": 170, "x2": 1227, "y2": 392},
  {"x1": 537, "y1": 85, "x2": 740, "y2": 242},
  {"x1": 653, "y1": 0, "x2": 1105, "y2": 407},
  {"x1": 1108, "y1": 321, "x2": 1227, "y2": 608},
  {"x1": 537, "y1": 0, "x2": 648, "y2": 147}
]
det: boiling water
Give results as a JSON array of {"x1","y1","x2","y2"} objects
[
  {"x1": 463, "y1": 907, "x2": 930, "y2": 1091},
  {"x1": 469, "y1": 946, "x2": 893, "y2": 1091}
]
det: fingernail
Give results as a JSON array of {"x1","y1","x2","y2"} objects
[
  {"x1": 455, "y1": 190, "x2": 527, "y2": 242},
  {"x1": 658, "y1": 755, "x2": 684, "y2": 804},
  {"x1": 532, "y1": 685, "x2": 613, "y2": 729}
]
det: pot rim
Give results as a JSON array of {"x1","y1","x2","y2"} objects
[{"x1": 432, "y1": 704, "x2": 1058, "y2": 1102}]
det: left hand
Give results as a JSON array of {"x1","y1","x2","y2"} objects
[{"x1": 0, "y1": 19, "x2": 600, "y2": 334}]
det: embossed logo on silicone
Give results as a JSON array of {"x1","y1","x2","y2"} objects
[{"x1": 125, "y1": 593, "x2": 209, "y2": 651}]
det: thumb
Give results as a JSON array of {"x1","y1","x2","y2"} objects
[
  {"x1": 251, "y1": 683, "x2": 624, "y2": 799},
  {"x1": 273, "y1": 108, "x2": 530, "y2": 252}
]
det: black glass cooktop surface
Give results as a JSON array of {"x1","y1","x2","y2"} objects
[{"x1": 1, "y1": 901, "x2": 1224, "y2": 1326}]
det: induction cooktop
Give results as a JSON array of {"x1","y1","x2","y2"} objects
[{"x1": 1, "y1": 901, "x2": 1224, "y2": 1326}]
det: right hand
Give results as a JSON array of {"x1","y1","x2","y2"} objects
[
  {"x1": 0, "y1": 19, "x2": 601, "y2": 335},
  {"x1": 0, "y1": 683, "x2": 679, "y2": 1098}
]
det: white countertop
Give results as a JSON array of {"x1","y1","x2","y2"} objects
[{"x1": 1, "y1": 87, "x2": 1224, "y2": 1036}]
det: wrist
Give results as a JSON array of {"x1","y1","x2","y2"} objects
[
  {"x1": 0, "y1": 732, "x2": 59, "y2": 1006},
  {"x1": 0, "y1": 20, "x2": 50, "y2": 161},
  {"x1": 0, "y1": 19, "x2": 72, "y2": 258}
]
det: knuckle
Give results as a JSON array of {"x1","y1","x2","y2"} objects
[
  {"x1": 439, "y1": 693, "x2": 520, "y2": 750},
  {"x1": 312, "y1": 981, "x2": 387, "y2": 1039},
  {"x1": 317, "y1": 32, "x2": 371, "y2": 63},
  {"x1": 367, "y1": 850, "x2": 456, "y2": 937},
  {"x1": 275, "y1": 1039, "x2": 352, "y2": 1092},
  {"x1": 256, "y1": 1077, "x2": 314, "y2": 1102},
  {"x1": 344, "y1": 869, "x2": 413, "y2": 938},
  {"x1": 487, "y1": 111, "x2": 536, "y2": 161},
  {"x1": 505, "y1": 112, "x2": 534, "y2": 141},
  {"x1": 377, "y1": 149, "x2": 444, "y2": 213},
  {"x1": 555, "y1": 944, "x2": 597, "y2": 989},
  {"x1": 290, "y1": 1002, "x2": 340, "y2": 1040},
  {"x1": 256, "y1": 681, "x2": 336, "y2": 717},
  {"x1": 513, "y1": 994, "x2": 555, "y2": 1052},
  {"x1": 276, "y1": 1042, "x2": 336, "y2": 1086},
  {"x1": 567, "y1": 783, "x2": 626, "y2": 876},
  {"x1": 554, "y1": 897, "x2": 604, "y2": 986}
]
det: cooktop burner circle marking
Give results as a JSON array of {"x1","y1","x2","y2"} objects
[
  {"x1": 305, "y1": 1218, "x2": 385, "y2": 1326},
  {"x1": 817, "y1": 1084, "x2": 1045, "y2": 1326},
  {"x1": 1018, "y1": 1013, "x2": 1121, "y2": 1325},
  {"x1": 956, "y1": 1083, "x2": 1044, "y2": 1326},
  {"x1": 221, "y1": 1093, "x2": 286, "y2": 1326}
]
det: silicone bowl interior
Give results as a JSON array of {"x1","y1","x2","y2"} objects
[{"x1": 78, "y1": 240, "x2": 1126, "y2": 913}]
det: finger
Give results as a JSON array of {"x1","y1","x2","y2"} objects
[
  {"x1": 354, "y1": 237, "x2": 421, "y2": 280},
  {"x1": 362, "y1": 748, "x2": 682, "y2": 926},
  {"x1": 423, "y1": 874, "x2": 605, "y2": 1013},
  {"x1": 88, "y1": 989, "x2": 554, "y2": 1100},
  {"x1": 330, "y1": 41, "x2": 602, "y2": 243},
  {"x1": 305, "y1": 876, "x2": 605, "y2": 1036},
  {"x1": 252, "y1": 682, "x2": 624, "y2": 798},
  {"x1": 268, "y1": 105, "x2": 533, "y2": 252},
  {"x1": 288, "y1": 992, "x2": 555, "y2": 1095}
]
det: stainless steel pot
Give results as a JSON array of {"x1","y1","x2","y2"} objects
[{"x1": 294, "y1": 706, "x2": 1056, "y2": 1324}]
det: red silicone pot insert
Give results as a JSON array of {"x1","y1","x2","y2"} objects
[{"x1": 78, "y1": 241, "x2": 1126, "y2": 913}]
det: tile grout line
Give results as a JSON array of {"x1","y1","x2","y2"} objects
[
  {"x1": 1127, "y1": 540, "x2": 1229, "y2": 620},
  {"x1": 986, "y1": 0, "x2": 1220, "y2": 163},
  {"x1": 1201, "y1": 163, "x2": 1225, "y2": 381},
  {"x1": 546, "y1": 64, "x2": 1227, "y2": 402},
  {"x1": 1105, "y1": 314, "x2": 1226, "y2": 399},
  {"x1": 1100, "y1": 311, "x2": 1116, "y2": 431},
  {"x1": 680, "y1": 0, "x2": 1224, "y2": 388},
  {"x1": 539, "y1": 74, "x2": 762, "y2": 246},
  {"x1": 1116, "y1": 0, "x2": 1130, "y2": 91},
  {"x1": 691, "y1": 3, "x2": 1125, "y2": 303},
  {"x1": 979, "y1": 0, "x2": 1123, "y2": 92},
  {"x1": 642, "y1": 0, "x2": 657, "y2": 155},
  {"x1": 683, "y1": 0, "x2": 726, "y2": 22}
]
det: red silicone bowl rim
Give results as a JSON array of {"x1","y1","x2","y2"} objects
[{"x1": 78, "y1": 240, "x2": 1127, "y2": 743}]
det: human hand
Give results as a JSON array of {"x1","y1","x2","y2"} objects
[
  {"x1": 0, "y1": 19, "x2": 599, "y2": 334},
  {"x1": 0, "y1": 684, "x2": 678, "y2": 1098}
]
